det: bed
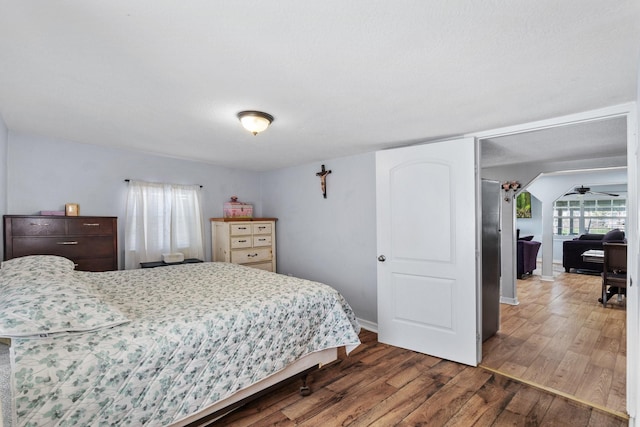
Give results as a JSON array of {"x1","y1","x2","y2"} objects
[{"x1": 0, "y1": 256, "x2": 361, "y2": 426}]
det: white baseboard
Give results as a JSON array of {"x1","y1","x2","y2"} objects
[
  {"x1": 356, "y1": 318, "x2": 378, "y2": 333},
  {"x1": 541, "y1": 275, "x2": 555, "y2": 282},
  {"x1": 500, "y1": 296, "x2": 519, "y2": 305}
]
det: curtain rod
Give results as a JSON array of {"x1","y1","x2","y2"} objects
[{"x1": 124, "y1": 179, "x2": 203, "y2": 188}]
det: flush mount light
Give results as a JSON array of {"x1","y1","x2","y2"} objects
[{"x1": 237, "y1": 110, "x2": 274, "y2": 135}]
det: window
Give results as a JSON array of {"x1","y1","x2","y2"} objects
[
  {"x1": 553, "y1": 200, "x2": 581, "y2": 236},
  {"x1": 553, "y1": 197, "x2": 626, "y2": 236},
  {"x1": 124, "y1": 181, "x2": 204, "y2": 269}
]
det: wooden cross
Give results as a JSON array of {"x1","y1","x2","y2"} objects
[{"x1": 315, "y1": 164, "x2": 332, "y2": 198}]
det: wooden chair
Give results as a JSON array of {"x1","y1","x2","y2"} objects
[{"x1": 601, "y1": 242, "x2": 627, "y2": 307}]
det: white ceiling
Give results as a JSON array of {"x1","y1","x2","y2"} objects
[
  {"x1": 1, "y1": 1, "x2": 639, "y2": 171},
  {"x1": 480, "y1": 116, "x2": 629, "y2": 168}
]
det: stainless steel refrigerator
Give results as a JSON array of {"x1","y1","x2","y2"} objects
[{"x1": 481, "y1": 179, "x2": 501, "y2": 341}]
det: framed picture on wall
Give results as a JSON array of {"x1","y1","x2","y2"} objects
[{"x1": 516, "y1": 192, "x2": 531, "y2": 218}]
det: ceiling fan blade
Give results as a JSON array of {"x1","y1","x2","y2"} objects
[
  {"x1": 591, "y1": 191, "x2": 619, "y2": 197},
  {"x1": 564, "y1": 186, "x2": 620, "y2": 197}
]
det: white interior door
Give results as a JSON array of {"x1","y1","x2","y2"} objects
[{"x1": 376, "y1": 137, "x2": 479, "y2": 366}]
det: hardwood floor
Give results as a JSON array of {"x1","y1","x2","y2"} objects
[
  {"x1": 481, "y1": 270, "x2": 627, "y2": 418},
  {"x1": 215, "y1": 311, "x2": 627, "y2": 426}
]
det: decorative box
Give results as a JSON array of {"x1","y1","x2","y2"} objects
[
  {"x1": 40, "y1": 210, "x2": 65, "y2": 216},
  {"x1": 223, "y1": 196, "x2": 253, "y2": 218},
  {"x1": 162, "y1": 253, "x2": 184, "y2": 264}
]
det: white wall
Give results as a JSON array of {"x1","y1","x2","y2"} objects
[
  {"x1": 630, "y1": 59, "x2": 640, "y2": 426},
  {"x1": 482, "y1": 156, "x2": 628, "y2": 185},
  {"x1": 260, "y1": 153, "x2": 377, "y2": 325},
  {"x1": 0, "y1": 115, "x2": 7, "y2": 261},
  {"x1": 6, "y1": 131, "x2": 262, "y2": 266}
]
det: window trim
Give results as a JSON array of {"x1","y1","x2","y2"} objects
[{"x1": 553, "y1": 196, "x2": 626, "y2": 237}]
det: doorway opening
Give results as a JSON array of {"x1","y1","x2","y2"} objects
[{"x1": 477, "y1": 111, "x2": 632, "y2": 417}]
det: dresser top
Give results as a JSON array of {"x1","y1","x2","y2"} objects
[
  {"x1": 209, "y1": 217, "x2": 278, "y2": 222},
  {"x1": 4, "y1": 215, "x2": 117, "y2": 219}
]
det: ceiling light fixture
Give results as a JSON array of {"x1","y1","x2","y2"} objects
[{"x1": 237, "y1": 110, "x2": 274, "y2": 135}]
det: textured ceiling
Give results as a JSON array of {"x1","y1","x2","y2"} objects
[
  {"x1": 480, "y1": 116, "x2": 628, "y2": 168},
  {"x1": 0, "y1": 1, "x2": 639, "y2": 171}
]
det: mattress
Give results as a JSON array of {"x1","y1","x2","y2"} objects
[{"x1": 0, "y1": 257, "x2": 361, "y2": 426}]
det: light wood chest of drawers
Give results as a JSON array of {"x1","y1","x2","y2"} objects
[
  {"x1": 3, "y1": 215, "x2": 118, "y2": 271},
  {"x1": 210, "y1": 218, "x2": 277, "y2": 272}
]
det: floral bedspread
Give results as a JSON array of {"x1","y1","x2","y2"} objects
[{"x1": 9, "y1": 262, "x2": 361, "y2": 426}]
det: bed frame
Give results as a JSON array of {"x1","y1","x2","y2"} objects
[{"x1": 172, "y1": 347, "x2": 338, "y2": 426}]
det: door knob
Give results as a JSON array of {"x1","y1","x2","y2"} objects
[{"x1": 378, "y1": 255, "x2": 386, "y2": 262}]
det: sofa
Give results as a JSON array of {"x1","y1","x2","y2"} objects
[
  {"x1": 562, "y1": 229, "x2": 626, "y2": 273},
  {"x1": 517, "y1": 236, "x2": 541, "y2": 279}
]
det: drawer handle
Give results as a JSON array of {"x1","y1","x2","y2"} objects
[
  {"x1": 238, "y1": 227, "x2": 248, "y2": 230},
  {"x1": 30, "y1": 223, "x2": 50, "y2": 226},
  {"x1": 257, "y1": 238, "x2": 266, "y2": 241},
  {"x1": 258, "y1": 226, "x2": 266, "y2": 230},
  {"x1": 57, "y1": 241, "x2": 79, "y2": 245},
  {"x1": 83, "y1": 223, "x2": 100, "y2": 226},
  {"x1": 247, "y1": 253, "x2": 259, "y2": 258},
  {"x1": 238, "y1": 239, "x2": 247, "y2": 243}
]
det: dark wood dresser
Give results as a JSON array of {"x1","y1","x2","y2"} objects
[{"x1": 3, "y1": 215, "x2": 118, "y2": 271}]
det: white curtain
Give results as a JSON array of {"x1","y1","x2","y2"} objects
[{"x1": 124, "y1": 181, "x2": 205, "y2": 269}]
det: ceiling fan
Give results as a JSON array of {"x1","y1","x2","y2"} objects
[{"x1": 564, "y1": 185, "x2": 619, "y2": 197}]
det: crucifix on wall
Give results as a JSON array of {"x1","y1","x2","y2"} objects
[{"x1": 315, "y1": 164, "x2": 332, "y2": 198}]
